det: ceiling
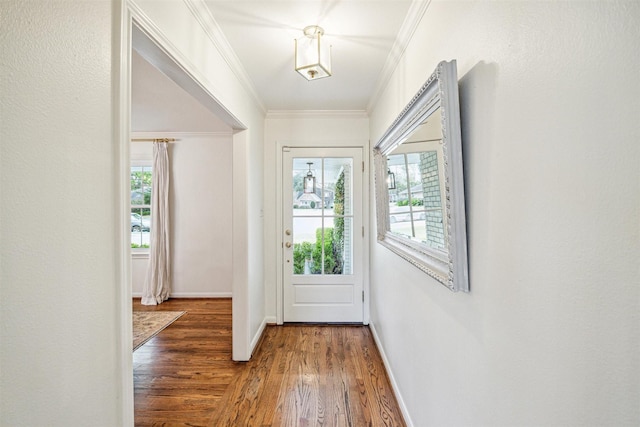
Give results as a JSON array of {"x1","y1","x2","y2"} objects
[
  {"x1": 204, "y1": 0, "x2": 414, "y2": 111},
  {"x1": 131, "y1": 50, "x2": 231, "y2": 132},
  {"x1": 132, "y1": 0, "x2": 418, "y2": 132}
]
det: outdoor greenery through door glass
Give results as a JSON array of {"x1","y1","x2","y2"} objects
[{"x1": 292, "y1": 158, "x2": 353, "y2": 275}]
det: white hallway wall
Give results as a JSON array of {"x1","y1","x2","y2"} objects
[
  {"x1": 131, "y1": 134, "x2": 233, "y2": 297},
  {"x1": 369, "y1": 1, "x2": 639, "y2": 426},
  {"x1": 1, "y1": 1, "x2": 122, "y2": 425}
]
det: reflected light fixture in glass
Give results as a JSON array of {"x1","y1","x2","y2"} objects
[
  {"x1": 387, "y1": 169, "x2": 396, "y2": 190},
  {"x1": 304, "y1": 162, "x2": 316, "y2": 194}
]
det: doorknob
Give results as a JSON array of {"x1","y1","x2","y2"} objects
[
  {"x1": 285, "y1": 229, "x2": 291, "y2": 236},
  {"x1": 285, "y1": 242, "x2": 292, "y2": 248}
]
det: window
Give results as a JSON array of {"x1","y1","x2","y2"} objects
[
  {"x1": 290, "y1": 157, "x2": 353, "y2": 276},
  {"x1": 131, "y1": 165, "x2": 152, "y2": 249},
  {"x1": 387, "y1": 151, "x2": 445, "y2": 250}
]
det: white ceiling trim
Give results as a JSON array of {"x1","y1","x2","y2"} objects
[
  {"x1": 184, "y1": 0, "x2": 266, "y2": 114},
  {"x1": 366, "y1": 0, "x2": 431, "y2": 113},
  {"x1": 266, "y1": 110, "x2": 369, "y2": 120},
  {"x1": 132, "y1": 131, "x2": 234, "y2": 139}
]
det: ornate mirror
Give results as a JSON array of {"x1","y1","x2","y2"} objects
[{"x1": 373, "y1": 60, "x2": 469, "y2": 292}]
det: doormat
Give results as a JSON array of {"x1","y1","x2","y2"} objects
[{"x1": 133, "y1": 311, "x2": 186, "y2": 351}]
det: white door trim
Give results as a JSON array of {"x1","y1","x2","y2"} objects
[
  {"x1": 117, "y1": 4, "x2": 134, "y2": 425},
  {"x1": 118, "y1": 3, "x2": 252, "y2": 424},
  {"x1": 275, "y1": 140, "x2": 370, "y2": 325}
]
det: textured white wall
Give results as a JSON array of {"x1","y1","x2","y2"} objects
[
  {"x1": 263, "y1": 113, "x2": 370, "y2": 320},
  {"x1": 171, "y1": 135, "x2": 234, "y2": 296},
  {"x1": 369, "y1": 1, "x2": 640, "y2": 426},
  {"x1": 0, "y1": 1, "x2": 122, "y2": 426},
  {"x1": 130, "y1": 135, "x2": 233, "y2": 297},
  {"x1": 0, "y1": 0, "x2": 267, "y2": 423}
]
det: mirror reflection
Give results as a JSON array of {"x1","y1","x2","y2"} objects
[{"x1": 386, "y1": 108, "x2": 447, "y2": 251}]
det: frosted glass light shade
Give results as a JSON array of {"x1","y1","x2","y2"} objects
[{"x1": 295, "y1": 26, "x2": 331, "y2": 81}]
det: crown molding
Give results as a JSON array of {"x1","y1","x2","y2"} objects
[
  {"x1": 183, "y1": 0, "x2": 266, "y2": 114},
  {"x1": 367, "y1": 0, "x2": 431, "y2": 113},
  {"x1": 266, "y1": 110, "x2": 369, "y2": 120},
  {"x1": 131, "y1": 131, "x2": 234, "y2": 140}
]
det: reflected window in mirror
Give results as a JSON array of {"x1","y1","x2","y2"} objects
[{"x1": 386, "y1": 108, "x2": 447, "y2": 251}]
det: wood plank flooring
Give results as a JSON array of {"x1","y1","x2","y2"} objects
[{"x1": 133, "y1": 298, "x2": 405, "y2": 427}]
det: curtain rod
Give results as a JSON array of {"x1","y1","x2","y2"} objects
[{"x1": 131, "y1": 138, "x2": 177, "y2": 143}]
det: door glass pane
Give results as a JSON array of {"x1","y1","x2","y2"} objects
[
  {"x1": 293, "y1": 158, "x2": 321, "y2": 209},
  {"x1": 325, "y1": 216, "x2": 352, "y2": 275},
  {"x1": 293, "y1": 217, "x2": 322, "y2": 275},
  {"x1": 292, "y1": 156, "x2": 353, "y2": 276},
  {"x1": 322, "y1": 158, "x2": 353, "y2": 216}
]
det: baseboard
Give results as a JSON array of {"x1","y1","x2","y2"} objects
[
  {"x1": 250, "y1": 317, "x2": 269, "y2": 356},
  {"x1": 264, "y1": 316, "x2": 277, "y2": 324},
  {"x1": 131, "y1": 292, "x2": 232, "y2": 298},
  {"x1": 369, "y1": 321, "x2": 414, "y2": 427}
]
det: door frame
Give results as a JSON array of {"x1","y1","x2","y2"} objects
[
  {"x1": 276, "y1": 140, "x2": 370, "y2": 325},
  {"x1": 118, "y1": 3, "x2": 249, "y2": 423}
]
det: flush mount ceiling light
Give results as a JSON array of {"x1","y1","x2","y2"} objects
[{"x1": 295, "y1": 25, "x2": 331, "y2": 81}]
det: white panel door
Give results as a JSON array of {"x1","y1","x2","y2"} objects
[{"x1": 283, "y1": 147, "x2": 363, "y2": 322}]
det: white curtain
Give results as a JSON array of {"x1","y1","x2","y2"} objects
[{"x1": 141, "y1": 141, "x2": 171, "y2": 305}]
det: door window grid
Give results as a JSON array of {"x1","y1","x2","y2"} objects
[{"x1": 292, "y1": 157, "x2": 353, "y2": 275}]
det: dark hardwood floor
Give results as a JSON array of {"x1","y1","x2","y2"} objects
[{"x1": 133, "y1": 298, "x2": 406, "y2": 426}]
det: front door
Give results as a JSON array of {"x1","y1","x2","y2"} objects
[{"x1": 282, "y1": 147, "x2": 363, "y2": 322}]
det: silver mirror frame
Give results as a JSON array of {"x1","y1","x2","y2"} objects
[{"x1": 374, "y1": 60, "x2": 469, "y2": 292}]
